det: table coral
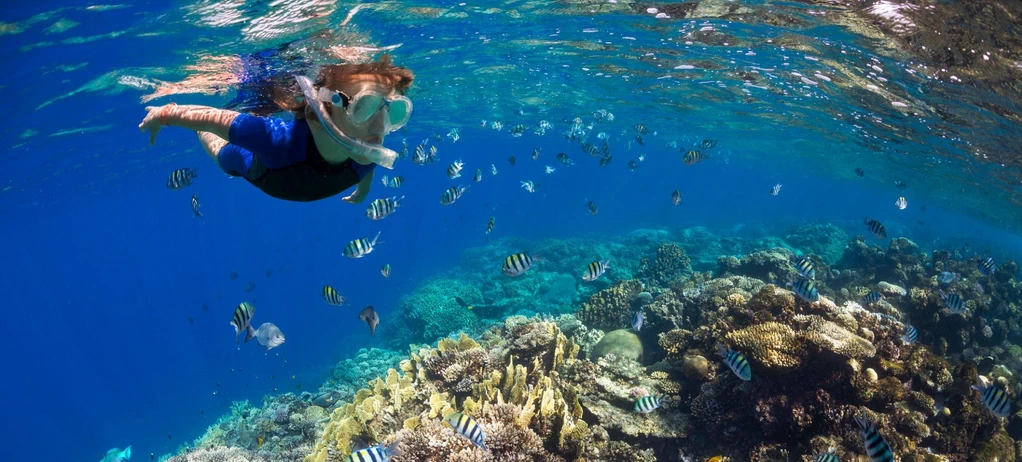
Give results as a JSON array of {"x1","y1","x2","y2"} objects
[{"x1": 795, "y1": 314, "x2": 877, "y2": 359}]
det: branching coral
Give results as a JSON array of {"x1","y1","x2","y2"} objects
[{"x1": 725, "y1": 322, "x2": 805, "y2": 373}]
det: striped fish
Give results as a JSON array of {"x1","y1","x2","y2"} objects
[
  {"x1": 380, "y1": 264, "x2": 391, "y2": 278},
  {"x1": 366, "y1": 196, "x2": 404, "y2": 220},
  {"x1": 322, "y1": 285, "x2": 347, "y2": 306},
  {"x1": 863, "y1": 217, "x2": 888, "y2": 239},
  {"x1": 940, "y1": 290, "x2": 966, "y2": 314},
  {"x1": 973, "y1": 375, "x2": 1012, "y2": 417},
  {"x1": 413, "y1": 144, "x2": 428, "y2": 164},
  {"x1": 343, "y1": 232, "x2": 381, "y2": 258},
  {"x1": 791, "y1": 277, "x2": 820, "y2": 303},
  {"x1": 474, "y1": 168, "x2": 482, "y2": 182},
  {"x1": 699, "y1": 139, "x2": 716, "y2": 149},
  {"x1": 814, "y1": 448, "x2": 839, "y2": 462},
  {"x1": 444, "y1": 412, "x2": 487, "y2": 450},
  {"x1": 447, "y1": 160, "x2": 464, "y2": 179},
  {"x1": 716, "y1": 343, "x2": 752, "y2": 381},
  {"x1": 794, "y1": 256, "x2": 816, "y2": 280},
  {"x1": 230, "y1": 302, "x2": 255, "y2": 347},
  {"x1": 581, "y1": 142, "x2": 600, "y2": 157},
  {"x1": 190, "y1": 194, "x2": 202, "y2": 218},
  {"x1": 532, "y1": 148, "x2": 541, "y2": 160},
  {"x1": 671, "y1": 189, "x2": 682, "y2": 205},
  {"x1": 502, "y1": 252, "x2": 540, "y2": 277},
  {"x1": 634, "y1": 123, "x2": 648, "y2": 134},
  {"x1": 978, "y1": 257, "x2": 996, "y2": 276},
  {"x1": 631, "y1": 311, "x2": 645, "y2": 331},
  {"x1": 858, "y1": 291, "x2": 884, "y2": 306},
  {"x1": 344, "y1": 440, "x2": 400, "y2": 462},
  {"x1": 486, "y1": 217, "x2": 494, "y2": 236},
  {"x1": 682, "y1": 150, "x2": 702, "y2": 165},
  {"x1": 440, "y1": 186, "x2": 467, "y2": 205},
  {"x1": 901, "y1": 324, "x2": 918, "y2": 345},
  {"x1": 380, "y1": 175, "x2": 403, "y2": 188},
  {"x1": 586, "y1": 200, "x2": 598, "y2": 215},
  {"x1": 854, "y1": 415, "x2": 893, "y2": 462},
  {"x1": 582, "y1": 260, "x2": 610, "y2": 281},
  {"x1": 428, "y1": 145, "x2": 438, "y2": 162},
  {"x1": 633, "y1": 394, "x2": 662, "y2": 413},
  {"x1": 166, "y1": 167, "x2": 198, "y2": 190}
]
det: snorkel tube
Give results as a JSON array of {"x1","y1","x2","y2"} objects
[{"x1": 295, "y1": 75, "x2": 398, "y2": 169}]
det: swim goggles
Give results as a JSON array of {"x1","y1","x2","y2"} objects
[
  {"x1": 308, "y1": 85, "x2": 412, "y2": 132},
  {"x1": 295, "y1": 75, "x2": 400, "y2": 169}
]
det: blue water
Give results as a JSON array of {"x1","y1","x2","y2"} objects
[{"x1": 3, "y1": 2, "x2": 1022, "y2": 461}]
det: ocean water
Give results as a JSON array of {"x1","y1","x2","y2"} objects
[{"x1": 2, "y1": 1, "x2": 1021, "y2": 461}]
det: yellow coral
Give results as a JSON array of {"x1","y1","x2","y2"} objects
[
  {"x1": 403, "y1": 416, "x2": 420, "y2": 430},
  {"x1": 658, "y1": 328, "x2": 691, "y2": 356},
  {"x1": 796, "y1": 314, "x2": 876, "y2": 359},
  {"x1": 427, "y1": 392, "x2": 455, "y2": 419},
  {"x1": 726, "y1": 292, "x2": 748, "y2": 308},
  {"x1": 725, "y1": 322, "x2": 804, "y2": 373}
]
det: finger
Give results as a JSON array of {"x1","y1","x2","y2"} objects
[
  {"x1": 150, "y1": 131, "x2": 157, "y2": 145},
  {"x1": 145, "y1": 106, "x2": 155, "y2": 111}
]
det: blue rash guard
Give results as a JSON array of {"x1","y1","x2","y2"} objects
[{"x1": 218, "y1": 114, "x2": 376, "y2": 202}]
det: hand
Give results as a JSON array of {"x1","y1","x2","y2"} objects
[
  {"x1": 342, "y1": 190, "x2": 368, "y2": 204},
  {"x1": 138, "y1": 104, "x2": 173, "y2": 145}
]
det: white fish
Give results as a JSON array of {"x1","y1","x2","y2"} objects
[
  {"x1": 521, "y1": 181, "x2": 536, "y2": 193},
  {"x1": 491, "y1": 164, "x2": 498, "y2": 175},
  {"x1": 100, "y1": 446, "x2": 131, "y2": 462},
  {"x1": 249, "y1": 322, "x2": 285, "y2": 350},
  {"x1": 545, "y1": 165, "x2": 556, "y2": 174},
  {"x1": 895, "y1": 196, "x2": 907, "y2": 210},
  {"x1": 770, "y1": 184, "x2": 782, "y2": 196}
]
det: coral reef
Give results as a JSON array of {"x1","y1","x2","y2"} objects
[
  {"x1": 637, "y1": 242, "x2": 693, "y2": 286},
  {"x1": 575, "y1": 279, "x2": 644, "y2": 332},
  {"x1": 387, "y1": 278, "x2": 481, "y2": 346},
  {"x1": 322, "y1": 348, "x2": 405, "y2": 404}
]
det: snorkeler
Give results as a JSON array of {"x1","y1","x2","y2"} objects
[{"x1": 137, "y1": 54, "x2": 414, "y2": 203}]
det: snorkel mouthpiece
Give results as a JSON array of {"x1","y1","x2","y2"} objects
[{"x1": 295, "y1": 75, "x2": 398, "y2": 169}]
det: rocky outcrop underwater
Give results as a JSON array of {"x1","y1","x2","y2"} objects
[{"x1": 163, "y1": 224, "x2": 1022, "y2": 461}]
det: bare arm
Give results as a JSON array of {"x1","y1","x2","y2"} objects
[
  {"x1": 138, "y1": 103, "x2": 240, "y2": 145},
  {"x1": 343, "y1": 169, "x2": 374, "y2": 204}
]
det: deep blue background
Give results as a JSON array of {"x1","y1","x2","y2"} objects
[{"x1": 3, "y1": 2, "x2": 1022, "y2": 461}]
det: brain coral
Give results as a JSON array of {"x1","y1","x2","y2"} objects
[{"x1": 725, "y1": 322, "x2": 805, "y2": 373}]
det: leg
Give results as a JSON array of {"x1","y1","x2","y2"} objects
[{"x1": 197, "y1": 131, "x2": 229, "y2": 162}]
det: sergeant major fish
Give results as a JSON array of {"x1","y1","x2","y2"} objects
[
  {"x1": 858, "y1": 291, "x2": 884, "y2": 306},
  {"x1": 901, "y1": 324, "x2": 918, "y2": 345},
  {"x1": 793, "y1": 256, "x2": 816, "y2": 280},
  {"x1": 973, "y1": 374, "x2": 1011, "y2": 417},
  {"x1": 940, "y1": 290, "x2": 966, "y2": 314},
  {"x1": 444, "y1": 412, "x2": 487, "y2": 450},
  {"x1": 790, "y1": 277, "x2": 820, "y2": 302},
  {"x1": 191, "y1": 194, "x2": 202, "y2": 218},
  {"x1": 671, "y1": 189, "x2": 682, "y2": 206},
  {"x1": 166, "y1": 167, "x2": 198, "y2": 190},
  {"x1": 770, "y1": 184, "x2": 782, "y2": 196},
  {"x1": 582, "y1": 260, "x2": 610, "y2": 281},
  {"x1": 978, "y1": 257, "x2": 996, "y2": 276},
  {"x1": 631, "y1": 310, "x2": 645, "y2": 331},
  {"x1": 502, "y1": 252, "x2": 541, "y2": 277},
  {"x1": 716, "y1": 343, "x2": 752, "y2": 381},
  {"x1": 863, "y1": 217, "x2": 887, "y2": 239},
  {"x1": 474, "y1": 168, "x2": 482, "y2": 182},
  {"x1": 447, "y1": 160, "x2": 464, "y2": 179},
  {"x1": 895, "y1": 196, "x2": 907, "y2": 210},
  {"x1": 633, "y1": 394, "x2": 662, "y2": 413},
  {"x1": 344, "y1": 440, "x2": 400, "y2": 462},
  {"x1": 380, "y1": 264, "x2": 392, "y2": 278},
  {"x1": 230, "y1": 302, "x2": 255, "y2": 348},
  {"x1": 682, "y1": 150, "x2": 702, "y2": 165},
  {"x1": 343, "y1": 232, "x2": 381, "y2": 258},
  {"x1": 854, "y1": 415, "x2": 893, "y2": 462},
  {"x1": 366, "y1": 196, "x2": 404, "y2": 220},
  {"x1": 586, "y1": 200, "x2": 598, "y2": 215},
  {"x1": 441, "y1": 186, "x2": 468, "y2": 205},
  {"x1": 322, "y1": 285, "x2": 348, "y2": 306}
]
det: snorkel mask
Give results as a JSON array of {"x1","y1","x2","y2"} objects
[{"x1": 295, "y1": 75, "x2": 411, "y2": 169}]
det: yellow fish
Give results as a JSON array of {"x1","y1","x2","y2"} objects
[
  {"x1": 257, "y1": 436, "x2": 264, "y2": 449},
  {"x1": 707, "y1": 457, "x2": 729, "y2": 462}
]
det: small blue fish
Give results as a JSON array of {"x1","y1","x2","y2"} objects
[
  {"x1": 344, "y1": 440, "x2": 401, "y2": 462},
  {"x1": 631, "y1": 311, "x2": 645, "y2": 331},
  {"x1": 901, "y1": 324, "x2": 918, "y2": 345},
  {"x1": 854, "y1": 415, "x2": 893, "y2": 462},
  {"x1": 978, "y1": 257, "x2": 996, "y2": 276},
  {"x1": 972, "y1": 375, "x2": 1011, "y2": 418},
  {"x1": 940, "y1": 290, "x2": 967, "y2": 314},
  {"x1": 633, "y1": 395, "x2": 662, "y2": 413},
  {"x1": 791, "y1": 277, "x2": 820, "y2": 303},
  {"x1": 858, "y1": 291, "x2": 884, "y2": 306},
  {"x1": 794, "y1": 256, "x2": 816, "y2": 280},
  {"x1": 716, "y1": 343, "x2": 752, "y2": 381},
  {"x1": 445, "y1": 412, "x2": 487, "y2": 450},
  {"x1": 937, "y1": 271, "x2": 958, "y2": 286}
]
